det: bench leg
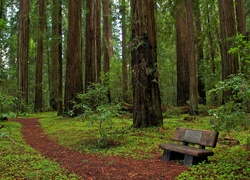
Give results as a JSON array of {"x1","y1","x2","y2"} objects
[
  {"x1": 162, "y1": 150, "x2": 184, "y2": 161},
  {"x1": 184, "y1": 155, "x2": 208, "y2": 166},
  {"x1": 183, "y1": 155, "x2": 194, "y2": 166}
]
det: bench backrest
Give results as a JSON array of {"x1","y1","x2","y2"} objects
[{"x1": 172, "y1": 127, "x2": 219, "y2": 148}]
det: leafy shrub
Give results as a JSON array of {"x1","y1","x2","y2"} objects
[
  {"x1": 208, "y1": 73, "x2": 250, "y2": 132},
  {"x1": 72, "y1": 83, "x2": 122, "y2": 148}
]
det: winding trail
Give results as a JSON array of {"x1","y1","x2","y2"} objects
[{"x1": 12, "y1": 118, "x2": 188, "y2": 179}]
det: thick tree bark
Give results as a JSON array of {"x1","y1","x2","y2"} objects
[
  {"x1": 218, "y1": 0, "x2": 238, "y2": 104},
  {"x1": 17, "y1": 0, "x2": 30, "y2": 112},
  {"x1": 235, "y1": 0, "x2": 246, "y2": 35},
  {"x1": 103, "y1": 0, "x2": 112, "y2": 74},
  {"x1": 235, "y1": 0, "x2": 247, "y2": 74},
  {"x1": 57, "y1": 0, "x2": 63, "y2": 116},
  {"x1": 102, "y1": 0, "x2": 113, "y2": 102},
  {"x1": 96, "y1": 0, "x2": 101, "y2": 83},
  {"x1": 121, "y1": 0, "x2": 128, "y2": 103},
  {"x1": 130, "y1": 0, "x2": 163, "y2": 128},
  {"x1": 51, "y1": 0, "x2": 60, "y2": 111},
  {"x1": 176, "y1": 0, "x2": 189, "y2": 106},
  {"x1": 64, "y1": 0, "x2": 83, "y2": 115},
  {"x1": 85, "y1": 0, "x2": 101, "y2": 87},
  {"x1": 195, "y1": 0, "x2": 206, "y2": 105},
  {"x1": 34, "y1": 0, "x2": 45, "y2": 112},
  {"x1": 186, "y1": 0, "x2": 198, "y2": 115}
]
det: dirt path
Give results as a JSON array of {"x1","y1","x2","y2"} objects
[{"x1": 12, "y1": 118, "x2": 188, "y2": 179}]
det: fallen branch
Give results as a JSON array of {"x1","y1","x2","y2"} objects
[{"x1": 0, "y1": 132, "x2": 17, "y2": 145}]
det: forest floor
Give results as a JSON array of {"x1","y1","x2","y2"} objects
[{"x1": 11, "y1": 118, "x2": 188, "y2": 180}]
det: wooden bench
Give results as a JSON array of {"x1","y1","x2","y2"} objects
[{"x1": 159, "y1": 127, "x2": 219, "y2": 166}]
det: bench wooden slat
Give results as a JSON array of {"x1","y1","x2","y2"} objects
[
  {"x1": 159, "y1": 144, "x2": 214, "y2": 157},
  {"x1": 159, "y1": 127, "x2": 219, "y2": 165},
  {"x1": 173, "y1": 127, "x2": 219, "y2": 148}
]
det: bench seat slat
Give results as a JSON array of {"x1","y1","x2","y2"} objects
[
  {"x1": 159, "y1": 143, "x2": 214, "y2": 157},
  {"x1": 173, "y1": 127, "x2": 219, "y2": 148}
]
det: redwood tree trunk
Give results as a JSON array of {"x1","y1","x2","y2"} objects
[
  {"x1": 96, "y1": 0, "x2": 101, "y2": 83},
  {"x1": 51, "y1": 0, "x2": 60, "y2": 111},
  {"x1": 121, "y1": 0, "x2": 128, "y2": 102},
  {"x1": 57, "y1": 0, "x2": 63, "y2": 116},
  {"x1": 235, "y1": 0, "x2": 246, "y2": 35},
  {"x1": 17, "y1": 0, "x2": 30, "y2": 111},
  {"x1": 186, "y1": 0, "x2": 198, "y2": 115},
  {"x1": 64, "y1": 0, "x2": 83, "y2": 115},
  {"x1": 102, "y1": 0, "x2": 113, "y2": 102},
  {"x1": 34, "y1": 0, "x2": 45, "y2": 112},
  {"x1": 130, "y1": 0, "x2": 163, "y2": 128},
  {"x1": 85, "y1": 0, "x2": 99, "y2": 87},
  {"x1": 175, "y1": 0, "x2": 189, "y2": 106},
  {"x1": 218, "y1": 0, "x2": 238, "y2": 104},
  {"x1": 195, "y1": 0, "x2": 206, "y2": 105}
]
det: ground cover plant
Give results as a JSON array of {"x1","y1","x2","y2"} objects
[
  {"x1": 0, "y1": 119, "x2": 81, "y2": 179},
  {"x1": 0, "y1": 111, "x2": 249, "y2": 179},
  {"x1": 37, "y1": 112, "x2": 249, "y2": 179}
]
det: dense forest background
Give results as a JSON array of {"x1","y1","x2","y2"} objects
[{"x1": 0, "y1": 0, "x2": 250, "y2": 128}]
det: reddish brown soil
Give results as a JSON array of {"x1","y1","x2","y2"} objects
[{"x1": 12, "y1": 118, "x2": 188, "y2": 179}]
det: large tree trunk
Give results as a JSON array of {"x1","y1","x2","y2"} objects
[
  {"x1": 121, "y1": 0, "x2": 128, "y2": 103},
  {"x1": 17, "y1": 0, "x2": 30, "y2": 112},
  {"x1": 102, "y1": 0, "x2": 113, "y2": 102},
  {"x1": 195, "y1": 0, "x2": 206, "y2": 105},
  {"x1": 51, "y1": 0, "x2": 60, "y2": 110},
  {"x1": 235, "y1": 0, "x2": 246, "y2": 35},
  {"x1": 57, "y1": 0, "x2": 63, "y2": 116},
  {"x1": 64, "y1": 0, "x2": 83, "y2": 115},
  {"x1": 175, "y1": 0, "x2": 189, "y2": 106},
  {"x1": 85, "y1": 0, "x2": 101, "y2": 87},
  {"x1": 235, "y1": 0, "x2": 247, "y2": 74},
  {"x1": 186, "y1": 0, "x2": 198, "y2": 115},
  {"x1": 218, "y1": 0, "x2": 238, "y2": 104},
  {"x1": 130, "y1": 0, "x2": 163, "y2": 128},
  {"x1": 96, "y1": 0, "x2": 101, "y2": 83},
  {"x1": 34, "y1": 0, "x2": 45, "y2": 112}
]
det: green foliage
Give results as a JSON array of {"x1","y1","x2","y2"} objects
[
  {"x1": 178, "y1": 145, "x2": 250, "y2": 180},
  {"x1": 0, "y1": 19, "x2": 7, "y2": 30},
  {"x1": 71, "y1": 83, "x2": 123, "y2": 148},
  {"x1": 0, "y1": 121, "x2": 80, "y2": 179},
  {"x1": 209, "y1": 73, "x2": 250, "y2": 132},
  {"x1": 228, "y1": 34, "x2": 250, "y2": 77},
  {"x1": 36, "y1": 112, "x2": 250, "y2": 179},
  {"x1": 0, "y1": 91, "x2": 17, "y2": 114}
]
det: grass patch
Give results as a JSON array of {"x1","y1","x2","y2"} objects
[
  {"x1": 38, "y1": 112, "x2": 250, "y2": 179},
  {"x1": 2, "y1": 112, "x2": 249, "y2": 179},
  {"x1": 0, "y1": 120, "x2": 81, "y2": 179}
]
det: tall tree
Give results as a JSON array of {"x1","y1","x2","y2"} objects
[
  {"x1": 130, "y1": 0, "x2": 163, "y2": 128},
  {"x1": 51, "y1": 0, "x2": 63, "y2": 115},
  {"x1": 96, "y1": 0, "x2": 101, "y2": 83},
  {"x1": 103, "y1": 0, "x2": 113, "y2": 102},
  {"x1": 218, "y1": 0, "x2": 238, "y2": 103},
  {"x1": 175, "y1": 0, "x2": 189, "y2": 106},
  {"x1": 186, "y1": 0, "x2": 198, "y2": 115},
  {"x1": 121, "y1": 0, "x2": 128, "y2": 102},
  {"x1": 195, "y1": 0, "x2": 206, "y2": 105},
  {"x1": 85, "y1": 0, "x2": 101, "y2": 87},
  {"x1": 34, "y1": 0, "x2": 45, "y2": 112},
  {"x1": 64, "y1": 0, "x2": 83, "y2": 115},
  {"x1": 235, "y1": 0, "x2": 246, "y2": 35},
  {"x1": 235, "y1": 0, "x2": 247, "y2": 74},
  {"x1": 17, "y1": 0, "x2": 30, "y2": 111}
]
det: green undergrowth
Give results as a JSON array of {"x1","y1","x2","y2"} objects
[
  {"x1": 38, "y1": 112, "x2": 249, "y2": 179},
  {"x1": 0, "y1": 119, "x2": 81, "y2": 179},
  {"x1": 1, "y1": 112, "x2": 249, "y2": 179}
]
